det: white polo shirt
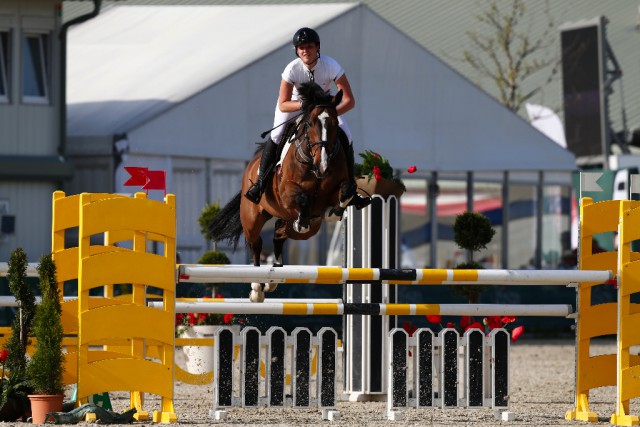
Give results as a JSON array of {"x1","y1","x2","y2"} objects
[{"x1": 282, "y1": 55, "x2": 345, "y2": 100}]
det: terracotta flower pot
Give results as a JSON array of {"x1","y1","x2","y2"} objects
[
  {"x1": 356, "y1": 176, "x2": 405, "y2": 199},
  {"x1": 27, "y1": 394, "x2": 63, "y2": 424}
]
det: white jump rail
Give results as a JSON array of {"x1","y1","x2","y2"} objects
[
  {"x1": 3, "y1": 262, "x2": 612, "y2": 286},
  {"x1": 148, "y1": 301, "x2": 574, "y2": 317},
  {"x1": 177, "y1": 264, "x2": 613, "y2": 285}
]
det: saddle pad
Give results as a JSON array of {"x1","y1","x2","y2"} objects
[{"x1": 276, "y1": 141, "x2": 292, "y2": 168}]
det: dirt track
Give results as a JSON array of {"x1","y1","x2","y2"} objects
[{"x1": 1, "y1": 339, "x2": 628, "y2": 426}]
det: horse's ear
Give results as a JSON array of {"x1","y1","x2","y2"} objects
[{"x1": 333, "y1": 90, "x2": 343, "y2": 106}]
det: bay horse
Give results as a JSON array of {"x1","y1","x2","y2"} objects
[{"x1": 208, "y1": 82, "x2": 353, "y2": 302}]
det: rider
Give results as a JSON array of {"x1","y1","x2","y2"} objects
[{"x1": 244, "y1": 27, "x2": 370, "y2": 209}]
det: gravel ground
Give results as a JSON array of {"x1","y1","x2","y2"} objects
[{"x1": 1, "y1": 339, "x2": 629, "y2": 426}]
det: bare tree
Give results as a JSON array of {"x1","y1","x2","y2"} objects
[{"x1": 463, "y1": 0, "x2": 560, "y2": 113}]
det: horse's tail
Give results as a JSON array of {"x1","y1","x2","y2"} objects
[{"x1": 208, "y1": 192, "x2": 243, "y2": 250}]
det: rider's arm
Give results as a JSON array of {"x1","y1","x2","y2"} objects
[
  {"x1": 277, "y1": 80, "x2": 303, "y2": 113},
  {"x1": 335, "y1": 73, "x2": 355, "y2": 116}
]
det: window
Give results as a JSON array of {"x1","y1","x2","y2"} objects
[
  {"x1": 0, "y1": 31, "x2": 9, "y2": 102},
  {"x1": 22, "y1": 32, "x2": 49, "y2": 103}
]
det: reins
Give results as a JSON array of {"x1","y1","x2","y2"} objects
[{"x1": 260, "y1": 111, "x2": 304, "y2": 139}]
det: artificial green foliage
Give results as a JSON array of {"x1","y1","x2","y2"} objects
[
  {"x1": 4, "y1": 248, "x2": 35, "y2": 375},
  {"x1": 27, "y1": 254, "x2": 65, "y2": 396},
  {"x1": 197, "y1": 251, "x2": 231, "y2": 265},
  {"x1": 453, "y1": 211, "x2": 496, "y2": 254},
  {"x1": 354, "y1": 150, "x2": 406, "y2": 192},
  {"x1": 198, "y1": 203, "x2": 222, "y2": 241},
  {"x1": 1, "y1": 248, "x2": 36, "y2": 410}
]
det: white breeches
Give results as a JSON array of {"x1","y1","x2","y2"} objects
[{"x1": 271, "y1": 105, "x2": 353, "y2": 145}]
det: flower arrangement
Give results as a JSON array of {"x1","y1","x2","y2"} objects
[
  {"x1": 175, "y1": 295, "x2": 246, "y2": 335},
  {"x1": 422, "y1": 315, "x2": 524, "y2": 342},
  {"x1": 354, "y1": 150, "x2": 414, "y2": 193}
]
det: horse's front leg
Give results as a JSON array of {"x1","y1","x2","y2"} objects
[
  {"x1": 248, "y1": 235, "x2": 266, "y2": 302},
  {"x1": 324, "y1": 180, "x2": 353, "y2": 221},
  {"x1": 293, "y1": 192, "x2": 311, "y2": 234},
  {"x1": 260, "y1": 220, "x2": 288, "y2": 295}
]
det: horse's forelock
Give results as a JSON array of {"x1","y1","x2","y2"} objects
[{"x1": 298, "y1": 82, "x2": 333, "y2": 112}]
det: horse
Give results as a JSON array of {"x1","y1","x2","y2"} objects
[{"x1": 208, "y1": 82, "x2": 354, "y2": 302}]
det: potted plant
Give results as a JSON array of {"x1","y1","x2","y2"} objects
[
  {"x1": 0, "y1": 248, "x2": 36, "y2": 421},
  {"x1": 27, "y1": 253, "x2": 65, "y2": 424},
  {"x1": 354, "y1": 150, "x2": 409, "y2": 198},
  {"x1": 451, "y1": 211, "x2": 495, "y2": 304}
]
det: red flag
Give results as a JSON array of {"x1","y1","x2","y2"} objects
[
  {"x1": 142, "y1": 170, "x2": 166, "y2": 195},
  {"x1": 123, "y1": 166, "x2": 148, "y2": 186}
]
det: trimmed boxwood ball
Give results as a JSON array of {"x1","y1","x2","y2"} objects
[
  {"x1": 198, "y1": 250, "x2": 230, "y2": 265},
  {"x1": 453, "y1": 211, "x2": 496, "y2": 253},
  {"x1": 452, "y1": 212, "x2": 495, "y2": 304}
]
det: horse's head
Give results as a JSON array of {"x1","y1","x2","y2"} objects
[{"x1": 297, "y1": 82, "x2": 343, "y2": 179}]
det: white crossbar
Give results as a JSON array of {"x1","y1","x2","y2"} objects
[
  {"x1": 150, "y1": 301, "x2": 573, "y2": 317},
  {"x1": 177, "y1": 264, "x2": 612, "y2": 285}
]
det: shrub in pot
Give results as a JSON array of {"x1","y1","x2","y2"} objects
[{"x1": 27, "y1": 254, "x2": 65, "y2": 424}]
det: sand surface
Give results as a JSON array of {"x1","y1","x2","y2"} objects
[{"x1": 3, "y1": 339, "x2": 630, "y2": 426}]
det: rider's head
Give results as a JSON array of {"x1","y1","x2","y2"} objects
[{"x1": 293, "y1": 27, "x2": 320, "y2": 58}]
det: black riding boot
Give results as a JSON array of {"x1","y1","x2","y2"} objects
[
  {"x1": 344, "y1": 142, "x2": 372, "y2": 210},
  {"x1": 245, "y1": 139, "x2": 278, "y2": 204}
]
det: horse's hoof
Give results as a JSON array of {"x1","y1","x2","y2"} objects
[
  {"x1": 249, "y1": 290, "x2": 265, "y2": 303},
  {"x1": 251, "y1": 282, "x2": 264, "y2": 292},
  {"x1": 324, "y1": 207, "x2": 344, "y2": 222},
  {"x1": 264, "y1": 283, "x2": 278, "y2": 293}
]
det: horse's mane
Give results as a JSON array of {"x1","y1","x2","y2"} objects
[{"x1": 298, "y1": 82, "x2": 334, "y2": 114}]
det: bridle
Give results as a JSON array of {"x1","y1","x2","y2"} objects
[{"x1": 293, "y1": 104, "x2": 340, "y2": 179}]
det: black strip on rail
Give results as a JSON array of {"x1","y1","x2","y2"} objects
[
  {"x1": 378, "y1": 268, "x2": 418, "y2": 281},
  {"x1": 343, "y1": 303, "x2": 381, "y2": 315}
]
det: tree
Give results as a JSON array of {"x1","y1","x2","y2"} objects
[
  {"x1": 27, "y1": 254, "x2": 64, "y2": 396},
  {"x1": 463, "y1": 0, "x2": 560, "y2": 113},
  {"x1": 451, "y1": 211, "x2": 496, "y2": 304}
]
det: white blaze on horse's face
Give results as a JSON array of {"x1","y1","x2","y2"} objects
[{"x1": 318, "y1": 110, "x2": 330, "y2": 174}]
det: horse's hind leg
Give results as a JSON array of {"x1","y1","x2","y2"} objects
[
  {"x1": 243, "y1": 206, "x2": 271, "y2": 303},
  {"x1": 248, "y1": 235, "x2": 267, "y2": 302},
  {"x1": 262, "y1": 219, "x2": 288, "y2": 294},
  {"x1": 272, "y1": 219, "x2": 288, "y2": 267}
]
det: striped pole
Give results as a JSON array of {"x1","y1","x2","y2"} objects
[
  {"x1": 177, "y1": 265, "x2": 612, "y2": 285},
  {"x1": 150, "y1": 301, "x2": 573, "y2": 317},
  {"x1": 2, "y1": 263, "x2": 612, "y2": 285}
]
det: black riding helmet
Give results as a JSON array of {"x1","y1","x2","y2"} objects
[{"x1": 293, "y1": 27, "x2": 320, "y2": 57}]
